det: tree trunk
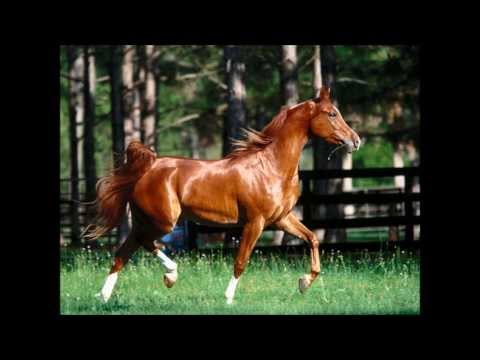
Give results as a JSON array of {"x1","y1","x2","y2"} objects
[
  {"x1": 122, "y1": 45, "x2": 141, "y2": 146},
  {"x1": 139, "y1": 45, "x2": 157, "y2": 150},
  {"x1": 82, "y1": 46, "x2": 97, "y2": 205},
  {"x1": 223, "y1": 45, "x2": 247, "y2": 157},
  {"x1": 312, "y1": 45, "x2": 346, "y2": 243},
  {"x1": 66, "y1": 46, "x2": 82, "y2": 246},
  {"x1": 312, "y1": 45, "x2": 323, "y2": 183},
  {"x1": 255, "y1": 106, "x2": 268, "y2": 130},
  {"x1": 280, "y1": 45, "x2": 299, "y2": 106},
  {"x1": 312, "y1": 45, "x2": 324, "y2": 242},
  {"x1": 109, "y1": 46, "x2": 125, "y2": 168},
  {"x1": 273, "y1": 45, "x2": 300, "y2": 246},
  {"x1": 313, "y1": 46, "x2": 322, "y2": 97},
  {"x1": 188, "y1": 125, "x2": 200, "y2": 159},
  {"x1": 405, "y1": 139, "x2": 420, "y2": 240},
  {"x1": 124, "y1": 46, "x2": 141, "y2": 231},
  {"x1": 387, "y1": 140, "x2": 405, "y2": 242},
  {"x1": 153, "y1": 46, "x2": 162, "y2": 153},
  {"x1": 223, "y1": 45, "x2": 247, "y2": 248},
  {"x1": 109, "y1": 45, "x2": 130, "y2": 245},
  {"x1": 70, "y1": 48, "x2": 85, "y2": 188},
  {"x1": 405, "y1": 139, "x2": 419, "y2": 166},
  {"x1": 132, "y1": 56, "x2": 142, "y2": 147},
  {"x1": 393, "y1": 141, "x2": 405, "y2": 189}
]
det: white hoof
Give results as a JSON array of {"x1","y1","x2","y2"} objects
[
  {"x1": 95, "y1": 291, "x2": 110, "y2": 303},
  {"x1": 224, "y1": 276, "x2": 239, "y2": 304},
  {"x1": 163, "y1": 270, "x2": 178, "y2": 288},
  {"x1": 299, "y1": 274, "x2": 312, "y2": 294}
]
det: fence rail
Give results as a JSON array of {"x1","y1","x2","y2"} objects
[
  {"x1": 60, "y1": 167, "x2": 421, "y2": 250},
  {"x1": 189, "y1": 167, "x2": 421, "y2": 249}
]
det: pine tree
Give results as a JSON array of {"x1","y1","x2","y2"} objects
[{"x1": 66, "y1": 46, "x2": 82, "y2": 246}]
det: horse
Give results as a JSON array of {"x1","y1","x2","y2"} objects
[{"x1": 85, "y1": 87, "x2": 361, "y2": 304}]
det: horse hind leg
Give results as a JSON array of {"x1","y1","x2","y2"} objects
[
  {"x1": 132, "y1": 172, "x2": 182, "y2": 288},
  {"x1": 141, "y1": 235, "x2": 179, "y2": 289},
  {"x1": 97, "y1": 232, "x2": 140, "y2": 303},
  {"x1": 156, "y1": 242, "x2": 178, "y2": 288},
  {"x1": 139, "y1": 214, "x2": 182, "y2": 288}
]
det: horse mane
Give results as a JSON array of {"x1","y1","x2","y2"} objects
[{"x1": 225, "y1": 107, "x2": 289, "y2": 159}]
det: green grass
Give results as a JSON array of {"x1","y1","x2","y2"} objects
[{"x1": 60, "y1": 248, "x2": 420, "y2": 315}]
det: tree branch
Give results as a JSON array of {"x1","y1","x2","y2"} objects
[
  {"x1": 96, "y1": 76, "x2": 110, "y2": 83},
  {"x1": 337, "y1": 77, "x2": 369, "y2": 85},
  {"x1": 206, "y1": 74, "x2": 227, "y2": 90},
  {"x1": 157, "y1": 114, "x2": 200, "y2": 133},
  {"x1": 176, "y1": 69, "x2": 217, "y2": 81},
  {"x1": 298, "y1": 54, "x2": 316, "y2": 72},
  {"x1": 61, "y1": 73, "x2": 82, "y2": 82}
]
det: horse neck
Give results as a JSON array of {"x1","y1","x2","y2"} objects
[{"x1": 264, "y1": 115, "x2": 310, "y2": 178}]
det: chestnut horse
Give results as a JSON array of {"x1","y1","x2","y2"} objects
[{"x1": 86, "y1": 87, "x2": 361, "y2": 304}]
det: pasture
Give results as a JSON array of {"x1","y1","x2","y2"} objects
[{"x1": 60, "y1": 247, "x2": 420, "y2": 315}]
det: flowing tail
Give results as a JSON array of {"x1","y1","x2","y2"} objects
[{"x1": 83, "y1": 141, "x2": 156, "y2": 240}]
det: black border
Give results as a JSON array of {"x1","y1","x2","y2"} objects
[{"x1": 29, "y1": 36, "x2": 443, "y2": 339}]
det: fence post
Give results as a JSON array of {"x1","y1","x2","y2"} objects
[
  {"x1": 388, "y1": 200, "x2": 399, "y2": 242},
  {"x1": 302, "y1": 175, "x2": 312, "y2": 224},
  {"x1": 187, "y1": 221, "x2": 198, "y2": 250},
  {"x1": 404, "y1": 173, "x2": 414, "y2": 243},
  {"x1": 70, "y1": 183, "x2": 80, "y2": 246}
]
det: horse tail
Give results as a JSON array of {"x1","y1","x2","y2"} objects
[{"x1": 82, "y1": 141, "x2": 157, "y2": 241}]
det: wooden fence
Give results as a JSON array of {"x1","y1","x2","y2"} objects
[
  {"x1": 187, "y1": 167, "x2": 421, "y2": 251},
  {"x1": 60, "y1": 167, "x2": 421, "y2": 251}
]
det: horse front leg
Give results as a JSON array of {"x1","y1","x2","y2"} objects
[
  {"x1": 274, "y1": 212, "x2": 320, "y2": 293},
  {"x1": 225, "y1": 217, "x2": 265, "y2": 304}
]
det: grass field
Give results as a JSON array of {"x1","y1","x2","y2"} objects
[{"x1": 60, "y1": 247, "x2": 420, "y2": 315}]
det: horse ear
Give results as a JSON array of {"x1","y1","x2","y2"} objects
[{"x1": 319, "y1": 87, "x2": 330, "y2": 100}]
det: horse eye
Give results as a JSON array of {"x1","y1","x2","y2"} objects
[{"x1": 328, "y1": 112, "x2": 337, "y2": 118}]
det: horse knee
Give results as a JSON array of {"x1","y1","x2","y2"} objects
[{"x1": 309, "y1": 234, "x2": 319, "y2": 249}]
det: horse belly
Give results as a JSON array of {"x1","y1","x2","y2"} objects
[
  {"x1": 179, "y1": 181, "x2": 240, "y2": 226},
  {"x1": 181, "y1": 205, "x2": 241, "y2": 226}
]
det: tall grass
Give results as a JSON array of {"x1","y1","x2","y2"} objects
[{"x1": 60, "y1": 248, "x2": 419, "y2": 315}]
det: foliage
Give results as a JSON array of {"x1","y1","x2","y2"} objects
[
  {"x1": 60, "y1": 45, "x2": 420, "y2": 186},
  {"x1": 353, "y1": 138, "x2": 395, "y2": 187},
  {"x1": 60, "y1": 49, "x2": 70, "y2": 179}
]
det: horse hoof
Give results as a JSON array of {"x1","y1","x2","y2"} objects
[
  {"x1": 95, "y1": 292, "x2": 110, "y2": 303},
  {"x1": 298, "y1": 275, "x2": 311, "y2": 294},
  {"x1": 226, "y1": 297, "x2": 234, "y2": 305},
  {"x1": 163, "y1": 271, "x2": 178, "y2": 288}
]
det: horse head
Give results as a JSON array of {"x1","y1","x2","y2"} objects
[{"x1": 308, "y1": 87, "x2": 361, "y2": 153}]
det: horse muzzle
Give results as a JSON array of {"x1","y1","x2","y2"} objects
[{"x1": 341, "y1": 137, "x2": 361, "y2": 153}]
